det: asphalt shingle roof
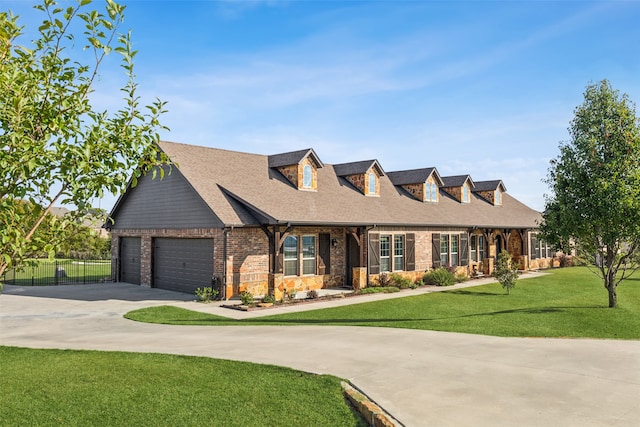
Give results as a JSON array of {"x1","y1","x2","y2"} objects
[
  {"x1": 387, "y1": 168, "x2": 441, "y2": 186},
  {"x1": 473, "y1": 180, "x2": 506, "y2": 192},
  {"x1": 268, "y1": 148, "x2": 324, "y2": 169},
  {"x1": 441, "y1": 175, "x2": 474, "y2": 188},
  {"x1": 157, "y1": 141, "x2": 541, "y2": 228}
]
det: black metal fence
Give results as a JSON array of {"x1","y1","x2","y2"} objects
[{"x1": 1, "y1": 259, "x2": 112, "y2": 286}]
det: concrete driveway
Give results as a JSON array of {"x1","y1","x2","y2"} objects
[{"x1": 1, "y1": 283, "x2": 639, "y2": 426}]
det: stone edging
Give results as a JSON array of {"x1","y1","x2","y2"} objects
[{"x1": 342, "y1": 381, "x2": 404, "y2": 427}]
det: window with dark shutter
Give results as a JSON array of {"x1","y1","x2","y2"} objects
[
  {"x1": 460, "y1": 233, "x2": 469, "y2": 266},
  {"x1": 432, "y1": 233, "x2": 441, "y2": 268},
  {"x1": 406, "y1": 233, "x2": 415, "y2": 271},
  {"x1": 318, "y1": 233, "x2": 331, "y2": 275},
  {"x1": 369, "y1": 233, "x2": 380, "y2": 274}
]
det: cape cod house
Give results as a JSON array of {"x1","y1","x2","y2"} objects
[{"x1": 107, "y1": 141, "x2": 553, "y2": 299}]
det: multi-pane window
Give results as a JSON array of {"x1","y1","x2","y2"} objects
[
  {"x1": 303, "y1": 165, "x2": 312, "y2": 189},
  {"x1": 450, "y1": 235, "x2": 459, "y2": 266},
  {"x1": 470, "y1": 235, "x2": 485, "y2": 262},
  {"x1": 368, "y1": 172, "x2": 376, "y2": 195},
  {"x1": 531, "y1": 235, "x2": 552, "y2": 259},
  {"x1": 379, "y1": 234, "x2": 405, "y2": 272},
  {"x1": 394, "y1": 235, "x2": 404, "y2": 271},
  {"x1": 302, "y1": 235, "x2": 316, "y2": 275},
  {"x1": 440, "y1": 234, "x2": 449, "y2": 266},
  {"x1": 380, "y1": 235, "x2": 391, "y2": 272},
  {"x1": 283, "y1": 236, "x2": 298, "y2": 276}
]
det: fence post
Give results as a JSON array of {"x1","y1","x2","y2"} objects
[{"x1": 55, "y1": 260, "x2": 58, "y2": 286}]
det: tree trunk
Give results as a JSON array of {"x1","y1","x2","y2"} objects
[{"x1": 607, "y1": 284, "x2": 618, "y2": 308}]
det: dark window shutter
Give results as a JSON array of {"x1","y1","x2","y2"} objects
[
  {"x1": 318, "y1": 233, "x2": 330, "y2": 275},
  {"x1": 432, "y1": 233, "x2": 441, "y2": 268},
  {"x1": 369, "y1": 233, "x2": 380, "y2": 275},
  {"x1": 530, "y1": 235, "x2": 538, "y2": 260},
  {"x1": 460, "y1": 233, "x2": 469, "y2": 266},
  {"x1": 406, "y1": 233, "x2": 415, "y2": 271}
]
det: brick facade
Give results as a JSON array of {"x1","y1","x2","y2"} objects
[{"x1": 111, "y1": 225, "x2": 556, "y2": 298}]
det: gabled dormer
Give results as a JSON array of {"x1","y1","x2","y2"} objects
[
  {"x1": 473, "y1": 180, "x2": 507, "y2": 206},
  {"x1": 333, "y1": 159, "x2": 385, "y2": 196},
  {"x1": 387, "y1": 167, "x2": 443, "y2": 202},
  {"x1": 441, "y1": 175, "x2": 475, "y2": 203},
  {"x1": 268, "y1": 148, "x2": 324, "y2": 191}
]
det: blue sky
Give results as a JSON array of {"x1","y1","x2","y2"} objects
[{"x1": 6, "y1": 0, "x2": 640, "y2": 212}]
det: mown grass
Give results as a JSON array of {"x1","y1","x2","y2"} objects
[
  {"x1": 126, "y1": 267, "x2": 640, "y2": 339},
  {"x1": 1, "y1": 258, "x2": 111, "y2": 286},
  {"x1": 0, "y1": 347, "x2": 365, "y2": 427}
]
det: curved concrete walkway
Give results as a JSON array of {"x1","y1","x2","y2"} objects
[{"x1": 1, "y1": 282, "x2": 639, "y2": 426}]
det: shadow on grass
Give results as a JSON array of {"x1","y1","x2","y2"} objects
[
  {"x1": 446, "y1": 290, "x2": 502, "y2": 297},
  {"x1": 135, "y1": 304, "x2": 606, "y2": 326}
]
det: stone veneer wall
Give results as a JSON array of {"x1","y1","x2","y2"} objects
[
  {"x1": 443, "y1": 186, "x2": 463, "y2": 202},
  {"x1": 277, "y1": 164, "x2": 299, "y2": 188},
  {"x1": 402, "y1": 182, "x2": 426, "y2": 202},
  {"x1": 477, "y1": 190, "x2": 496, "y2": 204},
  {"x1": 345, "y1": 169, "x2": 379, "y2": 196},
  {"x1": 277, "y1": 157, "x2": 318, "y2": 191}
]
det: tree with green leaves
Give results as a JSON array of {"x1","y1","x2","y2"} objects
[
  {"x1": 541, "y1": 80, "x2": 640, "y2": 308},
  {"x1": 0, "y1": 0, "x2": 169, "y2": 279},
  {"x1": 493, "y1": 250, "x2": 518, "y2": 295}
]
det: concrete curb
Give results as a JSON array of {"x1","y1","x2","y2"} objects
[{"x1": 342, "y1": 381, "x2": 403, "y2": 427}]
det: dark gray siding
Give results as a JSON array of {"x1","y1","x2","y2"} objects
[
  {"x1": 110, "y1": 166, "x2": 223, "y2": 229},
  {"x1": 153, "y1": 238, "x2": 214, "y2": 294}
]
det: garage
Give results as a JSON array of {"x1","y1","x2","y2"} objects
[
  {"x1": 119, "y1": 237, "x2": 141, "y2": 285},
  {"x1": 153, "y1": 238, "x2": 214, "y2": 294}
]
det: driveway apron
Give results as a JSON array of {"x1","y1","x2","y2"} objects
[{"x1": 1, "y1": 283, "x2": 639, "y2": 427}]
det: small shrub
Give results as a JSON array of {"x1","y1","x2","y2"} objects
[
  {"x1": 287, "y1": 289, "x2": 297, "y2": 301},
  {"x1": 455, "y1": 271, "x2": 468, "y2": 283},
  {"x1": 389, "y1": 273, "x2": 413, "y2": 289},
  {"x1": 423, "y1": 268, "x2": 456, "y2": 286},
  {"x1": 240, "y1": 290, "x2": 254, "y2": 305},
  {"x1": 195, "y1": 286, "x2": 219, "y2": 303},
  {"x1": 558, "y1": 253, "x2": 574, "y2": 268},
  {"x1": 262, "y1": 293, "x2": 276, "y2": 304},
  {"x1": 373, "y1": 273, "x2": 392, "y2": 287},
  {"x1": 307, "y1": 289, "x2": 319, "y2": 299}
]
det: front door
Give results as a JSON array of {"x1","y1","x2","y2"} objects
[{"x1": 346, "y1": 233, "x2": 360, "y2": 288}]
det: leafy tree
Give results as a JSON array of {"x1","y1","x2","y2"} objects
[
  {"x1": 493, "y1": 250, "x2": 518, "y2": 295},
  {"x1": 0, "y1": 0, "x2": 169, "y2": 278},
  {"x1": 541, "y1": 80, "x2": 640, "y2": 308}
]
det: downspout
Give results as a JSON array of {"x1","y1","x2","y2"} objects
[{"x1": 222, "y1": 227, "x2": 231, "y2": 300}]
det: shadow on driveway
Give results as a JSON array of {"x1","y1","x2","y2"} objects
[{"x1": 1, "y1": 282, "x2": 194, "y2": 302}]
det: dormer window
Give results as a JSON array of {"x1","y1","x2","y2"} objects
[
  {"x1": 463, "y1": 184, "x2": 470, "y2": 203},
  {"x1": 496, "y1": 189, "x2": 502, "y2": 205},
  {"x1": 368, "y1": 172, "x2": 376, "y2": 195},
  {"x1": 428, "y1": 181, "x2": 438, "y2": 202},
  {"x1": 303, "y1": 164, "x2": 313, "y2": 189},
  {"x1": 333, "y1": 159, "x2": 384, "y2": 196},
  {"x1": 268, "y1": 148, "x2": 323, "y2": 192}
]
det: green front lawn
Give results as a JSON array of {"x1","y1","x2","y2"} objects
[
  {"x1": 126, "y1": 267, "x2": 640, "y2": 339},
  {"x1": 0, "y1": 347, "x2": 365, "y2": 427}
]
